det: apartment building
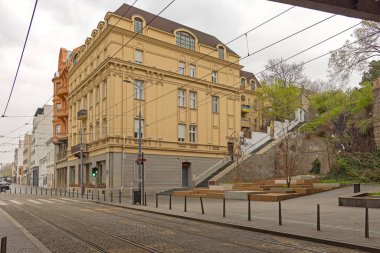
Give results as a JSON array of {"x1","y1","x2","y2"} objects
[
  {"x1": 22, "y1": 134, "x2": 31, "y2": 185},
  {"x1": 240, "y1": 70, "x2": 264, "y2": 138},
  {"x1": 52, "y1": 48, "x2": 72, "y2": 188},
  {"x1": 62, "y1": 4, "x2": 261, "y2": 193}
]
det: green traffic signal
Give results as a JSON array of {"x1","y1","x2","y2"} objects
[{"x1": 92, "y1": 167, "x2": 98, "y2": 177}]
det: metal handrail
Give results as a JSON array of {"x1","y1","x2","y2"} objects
[{"x1": 194, "y1": 157, "x2": 230, "y2": 186}]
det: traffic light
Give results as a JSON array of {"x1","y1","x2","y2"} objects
[{"x1": 91, "y1": 167, "x2": 98, "y2": 177}]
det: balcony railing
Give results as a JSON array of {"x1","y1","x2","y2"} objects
[
  {"x1": 56, "y1": 86, "x2": 68, "y2": 97},
  {"x1": 241, "y1": 104, "x2": 251, "y2": 113},
  {"x1": 77, "y1": 109, "x2": 88, "y2": 120},
  {"x1": 71, "y1": 144, "x2": 88, "y2": 158}
]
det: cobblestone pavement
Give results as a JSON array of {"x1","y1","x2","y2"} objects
[{"x1": 0, "y1": 191, "x2": 367, "y2": 253}]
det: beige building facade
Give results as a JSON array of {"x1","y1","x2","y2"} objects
[{"x1": 63, "y1": 4, "x2": 259, "y2": 193}]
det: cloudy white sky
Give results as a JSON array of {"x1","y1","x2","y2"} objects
[{"x1": 0, "y1": 0, "x2": 364, "y2": 163}]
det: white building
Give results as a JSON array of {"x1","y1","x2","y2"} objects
[
  {"x1": 39, "y1": 138, "x2": 54, "y2": 188},
  {"x1": 31, "y1": 104, "x2": 53, "y2": 187}
]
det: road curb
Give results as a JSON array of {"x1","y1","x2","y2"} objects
[{"x1": 93, "y1": 200, "x2": 379, "y2": 253}]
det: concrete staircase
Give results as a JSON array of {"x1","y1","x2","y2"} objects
[{"x1": 195, "y1": 160, "x2": 234, "y2": 188}]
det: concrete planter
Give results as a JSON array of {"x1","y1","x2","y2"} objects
[{"x1": 339, "y1": 193, "x2": 380, "y2": 208}]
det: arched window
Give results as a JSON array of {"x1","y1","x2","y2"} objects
[
  {"x1": 176, "y1": 31, "x2": 195, "y2": 50},
  {"x1": 250, "y1": 80, "x2": 256, "y2": 91},
  {"x1": 218, "y1": 46, "x2": 224, "y2": 59},
  {"x1": 241, "y1": 78, "x2": 246, "y2": 88},
  {"x1": 134, "y1": 18, "x2": 143, "y2": 33}
]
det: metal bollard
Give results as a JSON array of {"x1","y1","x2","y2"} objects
[
  {"x1": 92, "y1": 191, "x2": 93, "y2": 200},
  {"x1": 119, "y1": 190, "x2": 121, "y2": 204},
  {"x1": 169, "y1": 194, "x2": 172, "y2": 210},
  {"x1": 156, "y1": 194, "x2": 158, "y2": 208},
  {"x1": 104, "y1": 192, "x2": 106, "y2": 202},
  {"x1": 30, "y1": 187, "x2": 32, "y2": 194},
  {"x1": 55, "y1": 188, "x2": 57, "y2": 196},
  {"x1": 248, "y1": 199, "x2": 251, "y2": 221},
  {"x1": 65, "y1": 189, "x2": 67, "y2": 197},
  {"x1": 72, "y1": 189, "x2": 74, "y2": 198},
  {"x1": 144, "y1": 192, "x2": 147, "y2": 206},
  {"x1": 46, "y1": 188, "x2": 47, "y2": 195},
  {"x1": 98, "y1": 191, "x2": 99, "y2": 201},
  {"x1": 35, "y1": 188, "x2": 37, "y2": 195},
  {"x1": 51, "y1": 188, "x2": 52, "y2": 195},
  {"x1": 317, "y1": 204, "x2": 320, "y2": 231},
  {"x1": 279, "y1": 202, "x2": 282, "y2": 225},
  {"x1": 60, "y1": 189, "x2": 62, "y2": 196},
  {"x1": 86, "y1": 190, "x2": 88, "y2": 199},
  {"x1": 111, "y1": 191, "x2": 113, "y2": 203},
  {"x1": 223, "y1": 198, "x2": 226, "y2": 218},
  {"x1": 184, "y1": 195, "x2": 187, "y2": 212},
  {"x1": 69, "y1": 189, "x2": 71, "y2": 197},
  {"x1": 76, "y1": 189, "x2": 78, "y2": 198},
  {"x1": 1, "y1": 236, "x2": 7, "y2": 253},
  {"x1": 20, "y1": 187, "x2": 21, "y2": 194},
  {"x1": 365, "y1": 207, "x2": 369, "y2": 238},
  {"x1": 200, "y1": 197, "x2": 204, "y2": 215}
]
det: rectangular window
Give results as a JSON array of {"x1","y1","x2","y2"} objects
[
  {"x1": 178, "y1": 124, "x2": 185, "y2": 142},
  {"x1": 102, "y1": 118, "x2": 107, "y2": 138},
  {"x1": 89, "y1": 125, "x2": 93, "y2": 142},
  {"x1": 189, "y1": 125, "x2": 197, "y2": 143},
  {"x1": 212, "y1": 70, "x2": 218, "y2": 83},
  {"x1": 82, "y1": 128, "x2": 87, "y2": 143},
  {"x1": 189, "y1": 64, "x2": 196, "y2": 78},
  {"x1": 83, "y1": 95, "x2": 87, "y2": 109},
  {"x1": 189, "y1": 91, "x2": 197, "y2": 109},
  {"x1": 134, "y1": 119, "x2": 144, "y2": 139},
  {"x1": 178, "y1": 62, "x2": 185, "y2": 75},
  {"x1": 212, "y1": 96, "x2": 219, "y2": 113},
  {"x1": 178, "y1": 89, "x2": 185, "y2": 107},
  {"x1": 103, "y1": 80, "x2": 107, "y2": 98},
  {"x1": 96, "y1": 86, "x2": 100, "y2": 103},
  {"x1": 218, "y1": 47, "x2": 224, "y2": 59},
  {"x1": 56, "y1": 103, "x2": 62, "y2": 113},
  {"x1": 135, "y1": 49, "x2": 143, "y2": 64},
  {"x1": 55, "y1": 124, "x2": 61, "y2": 135},
  {"x1": 95, "y1": 122, "x2": 100, "y2": 140},
  {"x1": 89, "y1": 91, "x2": 93, "y2": 107},
  {"x1": 134, "y1": 80, "x2": 144, "y2": 100}
]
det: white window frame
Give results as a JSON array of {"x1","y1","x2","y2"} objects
[
  {"x1": 134, "y1": 80, "x2": 144, "y2": 100},
  {"x1": 251, "y1": 80, "x2": 256, "y2": 91},
  {"x1": 178, "y1": 124, "x2": 185, "y2": 142},
  {"x1": 134, "y1": 18, "x2": 143, "y2": 33},
  {"x1": 135, "y1": 49, "x2": 143, "y2": 64},
  {"x1": 212, "y1": 70, "x2": 218, "y2": 83},
  {"x1": 212, "y1": 96, "x2": 219, "y2": 113},
  {"x1": 178, "y1": 89, "x2": 186, "y2": 107},
  {"x1": 134, "y1": 119, "x2": 144, "y2": 139},
  {"x1": 189, "y1": 125, "x2": 197, "y2": 143},
  {"x1": 218, "y1": 46, "x2": 224, "y2": 59},
  {"x1": 189, "y1": 91, "x2": 197, "y2": 109},
  {"x1": 189, "y1": 64, "x2": 196, "y2": 78},
  {"x1": 56, "y1": 124, "x2": 61, "y2": 135},
  {"x1": 178, "y1": 61, "x2": 185, "y2": 75}
]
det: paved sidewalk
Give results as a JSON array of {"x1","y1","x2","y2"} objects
[
  {"x1": 0, "y1": 207, "x2": 51, "y2": 253},
  {"x1": 93, "y1": 185, "x2": 380, "y2": 250}
]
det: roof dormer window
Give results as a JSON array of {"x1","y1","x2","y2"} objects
[
  {"x1": 176, "y1": 31, "x2": 195, "y2": 50},
  {"x1": 218, "y1": 46, "x2": 224, "y2": 59},
  {"x1": 250, "y1": 80, "x2": 256, "y2": 91},
  {"x1": 134, "y1": 18, "x2": 143, "y2": 33}
]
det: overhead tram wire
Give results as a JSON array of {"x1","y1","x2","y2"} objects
[
  {"x1": 2, "y1": 0, "x2": 39, "y2": 117},
  {"x1": 107, "y1": 13, "x2": 337, "y2": 125},
  {"x1": 143, "y1": 29, "x2": 380, "y2": 129},
  {"x1": 94, "y1": 4, "x2": 297, "y2": 121}
]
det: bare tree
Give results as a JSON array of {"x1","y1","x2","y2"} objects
[
  {"x1": 277, "y1": 130, "x2": 302, "y2": 188},
  {"x1": 328, "y1": 21, "x2": 380, "y2": 83},
  {"x1": 260, "y1": 58, "x2": 309, "y2": 87}
]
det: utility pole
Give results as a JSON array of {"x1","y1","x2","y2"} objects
[{"x1": 138, "y1": 94, "x2": 143, "y2": 204}]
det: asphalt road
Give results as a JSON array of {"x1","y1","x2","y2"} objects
[{"x1": 0, "y1": 192, "x2": 366, "y2": 253}]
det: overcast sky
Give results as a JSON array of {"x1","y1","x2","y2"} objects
[{"x1": 0, "y1": 0, "x2": 363, "y2": 163}]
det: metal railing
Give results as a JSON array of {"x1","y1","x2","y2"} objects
[{"x1": 193, "y1": 157, "x2": 230, "y2": 186}]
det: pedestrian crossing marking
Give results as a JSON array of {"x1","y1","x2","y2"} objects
[
  {"x1": 9, "y1": 200, "x2": 23, "y2": 205},
  {"x1": 50, "y1": 199, "x2": 67, "y2": 203},
  {"x1": 0, "y1": 201, "x2": 8, "y2": 206},
  {"x1": 38, "y1": 199, "x2": 54, "y2": 204},
  {"x1": 61, "y1": 198, "x2": 80, "y2": 203},
  {"x1": 26, "y1": 199, "x2": 42, "y2": 204}
]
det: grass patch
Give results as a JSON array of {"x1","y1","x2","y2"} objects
[
  {"x1": 371, "y1": 192, "x2": 380, "y2": 196},
  {"x1": 319, "y1": 179, "x2": 352, "y2": 184}
]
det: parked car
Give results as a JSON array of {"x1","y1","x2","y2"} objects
[{"x1": 0, "y1": 180, "x2": 10, "y2": 192}]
